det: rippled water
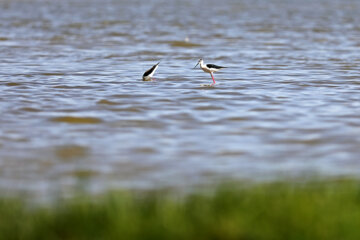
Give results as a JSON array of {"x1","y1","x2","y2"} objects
[{"x1": 1, "y1": 0, "x2": 360, "y2": 197}]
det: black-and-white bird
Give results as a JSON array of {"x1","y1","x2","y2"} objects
[
  {"x1": 194, "y1": 58, "x2": 226, "y2": 85},
  {"x1": 142, "y1": 62, "x2": 160, "y2": 81}
]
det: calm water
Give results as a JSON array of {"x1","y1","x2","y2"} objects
[{"x1": 1, "y1": 0, "x2": 360, "y2": 197}]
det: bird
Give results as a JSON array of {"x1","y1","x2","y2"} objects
[
  {"x1": 194, "y1": 58, "x2": 226, "y2": 86},
  {"x1": 142, "y1": 62, "x2": 160, "y2": 81}
]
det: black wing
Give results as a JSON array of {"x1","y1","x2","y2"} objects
[
  {"x1": 143, "y1": 62, "x2": 160, "y2": 77},
  {"x1": 206, "y1": 64, "x2": 226, "y2": 69}
]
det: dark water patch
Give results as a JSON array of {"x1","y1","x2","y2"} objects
[
  {"x1": 263, "y1": 42, "x2": 288, "y2": 46},
  {"x1": 161, "y1": 112, "x2": 197, "y2": 121},
  {"x1": 52, "y1": 85, "x2": 76, "y2": 89},
  {"x1": 19, "y1": 107, "x2": 41, "y2": 112},
  {"x1": 54, "y1": 145, "x2": 90, "y2": 160},
  {"x1": 109, "y1": 107, "x2": 143, "y2": 113},
  {"x1": 250, "y1": 27, "x2": 275, "y2": 33},
  {"x1": 39, "y1": 72, "x2": 66, "y2": 76},
  {"x1": 274, "y1": 138, "x2": 324, "y2": 146},
  {"x1": 110, "y1": 93, "x2": 156, "y2": 99},
  {"x1": 180, "y1": 96, "x2": 219, "y2": 102},
  {"x1": 111, "y1": 120, "x2": 165, "y2": 129},
  {"x1": 64, "y1": 22, "x2": 89, "y2": 29},
  {"x1": 312, "y1": 27, "x2": 332, "y2": 33},
  {"x1": 49, "y1": 36, "x2": 66, "y2": 44},
  {"x1": 53, "y1": 85, "x2": 94, "y2": 89},
  {"x1": 2, "y1": 74, "x2": 34, "y2": 78},
  {"x1": 107, "y1": 32, "x2": 129, "y2": 37},
  {"x1": 152, "y1": 98, "x2": 174, "y2": 103},
  {"x1": 5, "y1": 82, "x2": 22, "y2": 86},
  {"x1": 250, "y1": 107, "x2": 281, "y2": 112},
  {"x1": 98, "y1": 20, "x2": 130, "y2": 26},
  {"x1": 163, "y1": 40, "x2": 203, "y2": 48},
  {"x1": 194, "y1": 105, "x2": 225, "y2": 111},
  {"x1": 215, "y1": 91, "x2": 244, "y2": 97},
  {"x1": 55, "y1": 109, "x2": 78, "y2": 113},
  {"x1": 131, "y1": 50, "x2": 167, "y2": 56},
  {"x1": 12, "y1": 20, "x2": 32, "y2": 27},
  {"x1": 216, "y1": 150, "x2": 246, "y2": 157},
  {"x1": 339, "y1": 64, "x2": 358, "y2": 70},
  {"x1": 225, "y1": 117, "x2": 252, "y2": 122},
  {"x1": 132, "y1": 147, "x2": 157, "y2": 154},
  {"x1": 104, "y1": 54, "x2": 122, "y2": 59},
  {"x1": 97, "y1": 99, "x2": 119, "y2": 105},
  {"x1": 68, "y1": 169, "x2": 98, "y2": 178},
  {"x1": 50, "y1": 116, "x2": 103, "y2": 124}
]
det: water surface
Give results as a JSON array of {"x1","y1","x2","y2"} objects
[{"x1": 1, "y1": 0, "x2": 360, "y2": 197}]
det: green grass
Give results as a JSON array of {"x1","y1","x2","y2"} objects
[{"x1": 1, "y1": 179, "x2": 360, "y2": 240}]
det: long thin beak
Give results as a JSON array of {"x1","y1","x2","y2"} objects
[{"x1": 193, "y1": 62, "x2": 199, "y2": 69}]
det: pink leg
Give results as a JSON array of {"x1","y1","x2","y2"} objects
[{"x1": 210, "y1": 72, "x2": 216, "y2": 85}]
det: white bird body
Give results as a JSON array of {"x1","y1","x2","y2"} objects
[{"x1": 194, "y1": 58, "x2": 226, "y2": 85}]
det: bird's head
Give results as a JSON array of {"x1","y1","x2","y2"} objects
[{"x1": 194, "y1": 58, "x2": 203, "y2": 68}]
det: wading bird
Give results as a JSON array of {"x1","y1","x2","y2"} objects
[
  {"x1": 194, "y1": 58, "x2": 226, "y2": 86},
  {"x1": 142, "y1": 62, "x2": 160, "y2": 81}
]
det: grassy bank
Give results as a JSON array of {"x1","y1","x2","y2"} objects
[{"x1": 1, "y1": 179, "x2": 360, "y2": 240}]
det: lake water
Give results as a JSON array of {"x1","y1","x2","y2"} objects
[{"x1": 1, "y1": 0, "x2": 360, "y2": 197}]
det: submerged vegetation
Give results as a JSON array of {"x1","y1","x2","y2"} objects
[{"x1": 1, "y1": 179, "x2": 360, "y2": 239}]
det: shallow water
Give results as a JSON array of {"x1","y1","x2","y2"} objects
[{"x1": 1, "y1": 0, "x2": 360, "y2": 197}]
